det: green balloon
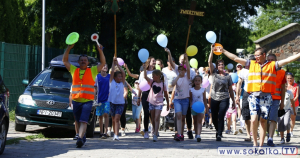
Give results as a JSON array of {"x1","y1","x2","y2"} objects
[
  {"x1": 189, "y1": 58, "x2": 198, "y2": 69},
  {"x1": 66, "y1": 32, "x2": 79, "y2": 45},
  {"x1": 155, "y1": 64, "x2": 161, "y2": 71}
]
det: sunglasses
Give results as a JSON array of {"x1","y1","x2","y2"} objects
[
  {"x1": 286, "y1": 72, "x2": 294, "y2": 77},
  {"x1": 78, "y1": 54, "x2": 88, "y2": 60}
]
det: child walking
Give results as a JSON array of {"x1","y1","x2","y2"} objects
[
  {"x1": 172, "y1": 54, "x2": 190, "y2": 141},
  {"x1": 132, "y1": 80, "x2": 142, "y2": 133},
  {"x1": 189, "y1": 75, "x2": 208, "y2": 142},
  {"x1": 108, "y1": 57, "x2": 126, "y2": 141},
  {"x1": 144, "y1": 66, "x2": 169, "y2": 142}
]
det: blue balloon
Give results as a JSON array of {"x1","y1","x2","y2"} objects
[
  {"x1": 138, "y1": 48, "x2": 149, "y2": 63},
  {"x1": 156, "y1": 34, "x2": 168, "y2": 47},
  {"x1": 231, "y1": 73, "x2": 239, "y2": 83},
  {"x1": 192, "y1": 101, "x2": 205, "y2": 113},
  {"x1": 206, "y1": 31, "x2": 217, "y2": 43}
]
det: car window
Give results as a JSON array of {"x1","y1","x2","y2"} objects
[{"x1": 31, "y1": 68, "x2": 72, "y2": 88}]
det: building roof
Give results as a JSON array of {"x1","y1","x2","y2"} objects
[{"x1": 254, "y1": 23, "x2": 300, "y2": 44}]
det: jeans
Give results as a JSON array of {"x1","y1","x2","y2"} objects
[
  {"x1": 211, "y1": 98, "x2": 229, "y2": 136},
  {"x1": 132, "y1": 104, "x2": 142, "y2": 120}
]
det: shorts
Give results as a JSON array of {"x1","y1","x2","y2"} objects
[
  {"x1": 110, "y1": 103, "x2": 124, "y2": 117},
  {"x1": 72, "y1": 101, "x2": 93, "y2": 123},
  {"x1": 96, "y1": 101, "x2": 110, "y2": 116},
  {"x1": 291, "y1": 106, "x2": 299, "y2": 115},
  {"x1": 269, "y1": 99, "x2": 280, "y2": 121},
  {"x1": 149, "y1": 103, "x2": 163, "y2": 111},
  {"x1": 191, "y1": 108, "x2": 205, "y2": 116},
  {"x1": 225, "y1": 108, "x2": 237, "y2": 119},
  {"x1": 241, "y1": 92, "x2": 250, "y2": 120},
  {"x1": 173, "y1": 98, "x2": 189, "y2": 115},
  {"x1": 132, "y1": 104, "x2": 142, "y2": 120},
  {"x1": 277, "y1": 109, "x2": 291, "y2": 132},
  {"x1": 248, "y1": 93, "x2": 273, "y2": 120}
]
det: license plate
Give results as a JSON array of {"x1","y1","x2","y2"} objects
[{"x1": 37, "y1": 110, "x2": 62, "y2": 117}]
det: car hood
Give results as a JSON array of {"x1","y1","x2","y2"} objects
[{"x1": 24, "y1": 87, "x2": 70, "y2": 103}]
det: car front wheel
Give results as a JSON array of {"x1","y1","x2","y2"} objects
[{"x1": 0, "y1": 119, "x2": 8, "y2": 155}]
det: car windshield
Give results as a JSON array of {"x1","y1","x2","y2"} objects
[{"x1": 30, "y1": 67, "x2": 72, "y2": 89}]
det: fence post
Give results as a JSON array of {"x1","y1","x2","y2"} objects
[
  {"x1": 25, "y1": 45, "x2": 29, "y2": 79},
  {"x1": 0, "y1": 42, "x2": 5, "y2": 77},
  {"x1": 35, "y1": 45, "x2": 38, "y2": 75}
]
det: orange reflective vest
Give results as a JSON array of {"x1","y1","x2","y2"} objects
[
  {"x1": 272, "y1": 69, "x2": 286, "y2": 100},
  {"x1": 247, "y1": 60, "x2": 276, "y2": 93},
  {"x1": 72, "y1": 68, "x2": 95, "y2": 100}
]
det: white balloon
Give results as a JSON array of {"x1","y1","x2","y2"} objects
[
  {"x1": 227, "y1": 63, "x2": 233, "y2": 70},
  {"x1": 156, "y1": 34, "x2": 168, "y2": 47},
  {"x1": 206, "y1": 31, "x2": 217, "y2": 44}
]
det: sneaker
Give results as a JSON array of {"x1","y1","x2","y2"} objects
[
  {"x1": 216, "y1": 135, "x2": 222, "y2": 141},
  {"x1": 76, "y1": 138, "x2": 84, "y2": 148},
  {"x1": 174, "y1": 134, "x2": 180, "y2": 141},
  {"x1": 144, "y1": 131, "x2": 149, "y2": 139},
  {"x1": 113, "y1": 135, "x2": 119, "y2": 141},
  {"x1": 99, "y1": 133, "x2": 103, "y2": 138},
  {"x1": 107, "y1": 131, "x2": 111, "y2": 137},
  {"x1": 290, "y1": 132, "x2": 294, "y2": 137},
  {"x1": 239, "y1": 129, "x2": 243, "y2": 134},
  {"x1": 179, "y1": 134, "x2": 184, "y2": 141},
  {"x1": 286, "y1": 133, "x2": 291, "y2": 142},
  {"x1": 209, "y1": 124, "x2": 213, "y2": 129},
  {"x1": 153, "y1": 135, "x2": 158, "y2": 142},
  {"x1": 73, "y1": 134, "x2": 79, "y2": 140},
  {"x1": 187, "y1": 131, "x2": 193, "y2": 139},
  {"x1": 197, "y1": 135, "x2": 201, "y2": 142},
  {"x1": 267, "y1": 139, "x2": 275, "y2": 147},
  {"x1": 280, "y1": 138, "x2": 285, "y2": 144},
  {"x1": 101, "y1": 134, "x2": 108, "y2": 139},
  {"x1": 121, "y1": 130, "x2": 126, "y2": 136},
  {"x1": 225, "y1": 130, "x2": 231, "y2": 134},
  {"x1": 135, "y1": 128, "x2": 139, "y2": 133},
  {"x1": 234, "y1": 130, "x2": 238, "y2": 135},
  {"x1": 275, "y1": 130, "x2": 279, "y2": 137}
]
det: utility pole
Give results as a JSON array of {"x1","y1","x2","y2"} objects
[{"x1": 42, "y1": 0, "x2": 45, "y2": 70}]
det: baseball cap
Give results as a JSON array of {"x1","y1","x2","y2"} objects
[{"x1": 236, "y1": 63, "x2": 242, "y2": 68}]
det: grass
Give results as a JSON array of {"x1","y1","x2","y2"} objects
[
  {"x1": 9, "y1": 110, "x2": 15, "y2": 121},
  {"x1": 6, "y1": 133, "x2": 47, "y2": 145}
]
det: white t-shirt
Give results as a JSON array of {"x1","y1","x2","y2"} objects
[
  {"x1": 238, "y1": 68, "x2": 249, "y2": 92},
  {"x1": 162, "y1": 67, "x2": 177, "y2": 92},
  {"x1": 190, "y1": 87, "x2": 205, "y2": 105},
  {"x1": 284, "y1": 90, "x2": 294, "y2": 110},
  {"x1": 108, "y1": 79, "x2": 125, "y2": 104},
  {"x1": 174, "y1": 75, "x2": 190, "y2": 99}
]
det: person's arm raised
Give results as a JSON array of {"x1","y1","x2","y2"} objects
[
  {"x1": 96, "y1": 44, "x2": 106, "y2": 72},
  {"x1": 278, "y1": 52, "x2": 300, "y2": 67},
  {"x1": 222, "y1": 48, "x2": 247, "y2": 66},
  {"x1": 109, "y1": 57, "x2": 117, "y2": 82},
  {"x1": 62, "y1": 44, "x2": 74, "y2": 71},
  {"x1": 124, "y1": 63, "x2": 139, "y2": 79},
  {"x1": 208, "y1": 44, "x2": 215, "y2": 75},
  {"x1": 184, "y1": 54, "x2": 190, "y2": 80},
  {"x1": 165, "y1": 48, "x2": 175, "y2": 69}
]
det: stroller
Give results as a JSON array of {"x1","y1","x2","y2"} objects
[{"x1": 160, "y1": 108, "x2": 175, "y2": 132}]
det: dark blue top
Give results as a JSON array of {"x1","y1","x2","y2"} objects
[{"x1": 96, "y1": 73, "x2": 110, "y2": 103}]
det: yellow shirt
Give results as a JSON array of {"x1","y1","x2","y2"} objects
[{"x1": 70, "y1": 64, "x2": 98, "y2": 102}]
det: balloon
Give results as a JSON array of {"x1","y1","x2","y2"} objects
[
  {"x1": 227, "y1": 63, "x2": 233, "y2": 70},
  {"x1": 186, "y1": 45, "x2": 198, "y2": 56},
  {"x1": 155, "y1": 64, "x2": 161, "y2": 71},
  {"x1": 66, "y1": 32, "x2": 79, "y2": 45},
  {"x1": 213, "y1": 43, "x2": 223, "y2": 55},
  {"x1": 161, "y1": 106, "x2": 170, "y2": 116},
  {"x1": 156, "y1": 34, "x2": 168, "y2": 48},
  {"x1": 138, "y1": 48, "x2": 149, "y2": 63},
  {"x1": 192, "y1": 101, "x2": 205, "y2": 113},
  {"x1": 202, "y1": 77, "x2": 209, "y2": 88},
  {"x1": 231, "y1": 73, "x2": 239, "y2": 83},
  {"x1": 117, "y1": 58, "x2": 124, "y2": 66},
  {"x1": 189, "y1": 58, "x2": 198, "y2": 69},
  {"x1": 139, "y1": 80, "x2": 150, "y2": 91},
  {"x1": 206, "y1": 31, "x2": 217, "y2": 44}
]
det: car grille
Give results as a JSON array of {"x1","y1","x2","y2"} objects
[{"x1": 35, "y1": 100, "x2": 69, "y2": 109}]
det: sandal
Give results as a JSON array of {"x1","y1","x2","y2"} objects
[{"x1": 244, "y1": 137, "x2": 251, "y2": 142}]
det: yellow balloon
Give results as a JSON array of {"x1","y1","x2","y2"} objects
[
  {"x1": 189, "y1": 58, "x2": 198, "y2": 69},
  {"x1": 155, "y1": 64, "x2": 161, "y2": 71},
  {"x1": 186, "y1": 45, "x2": 198, "y2": 57}
]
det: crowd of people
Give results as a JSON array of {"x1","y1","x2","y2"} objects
[{"x1": 62, "y1": 43, "x2": 300, "y2": 148}]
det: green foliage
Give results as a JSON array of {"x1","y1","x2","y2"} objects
[
  {"x1": 9, "y1": 110, "x2": 15, "y2": 121},
  {"x1": 6, "y1": 133, "x2": 47, "y2": 145}
]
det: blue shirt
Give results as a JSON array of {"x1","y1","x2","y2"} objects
[{"x1": 95, "y1": 74, "x2": 110, "y2": 103}]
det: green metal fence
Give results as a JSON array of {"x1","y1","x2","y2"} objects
[{"x1": 0, "y1": 42, "x2": 75, "y2": 110}]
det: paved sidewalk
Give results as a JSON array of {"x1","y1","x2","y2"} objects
[{"x1": 4, "y1": 112, "x2": 300, "y2": 158}]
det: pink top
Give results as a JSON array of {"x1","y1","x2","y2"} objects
[
  {"x1": 287, "y1": 83, "x2": 299, "y2": 107},
  {"x1": 147, "y1": 79, "x2": 167, "y2": 106},
  {"x1": 174, "y1": 76, "x2": 190, "y2": 99}
]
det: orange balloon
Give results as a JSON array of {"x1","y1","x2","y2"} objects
[{"x1": 213, "y1": 43, "x2": 223, "y2": 55}]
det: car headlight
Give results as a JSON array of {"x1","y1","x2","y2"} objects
[{"x1": 18, "y1": 95, "x2": 36, "y2": 106}]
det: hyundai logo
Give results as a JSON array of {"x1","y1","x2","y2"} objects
[{"x1": 46, "y1": 100, "x2": 55, "y2": 105}]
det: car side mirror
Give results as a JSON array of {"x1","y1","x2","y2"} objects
[{"x1": 22, "y1": 79, "x2": 29, "y2": 85}]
